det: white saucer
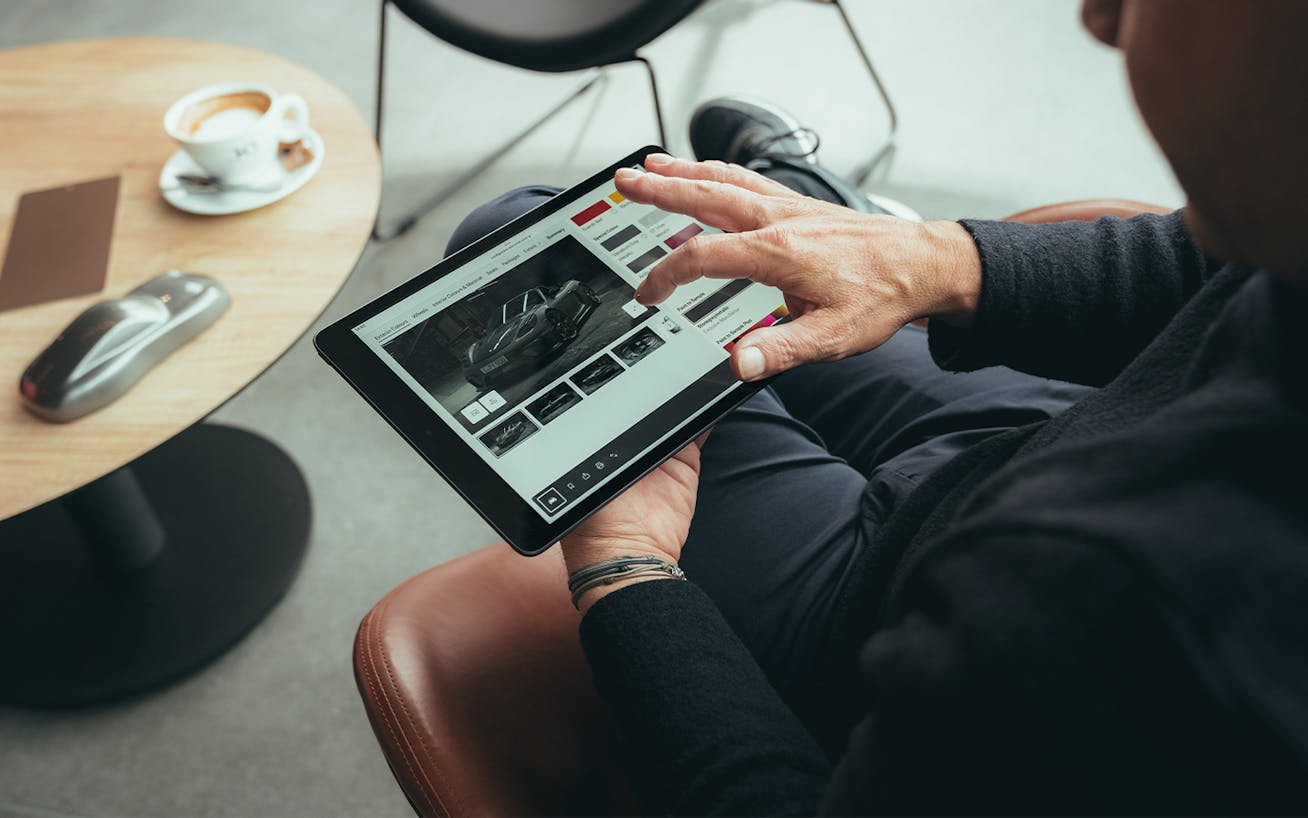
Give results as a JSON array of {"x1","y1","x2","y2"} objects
[{"x1": 158, "y1": 128, "x2": 326, "y2": 215}]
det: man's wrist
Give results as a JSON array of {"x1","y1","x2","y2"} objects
[
  {"x1": 560, "y1": 537, "x2": 683, "y2": 614},
  {"x1": 922, "y1": 220, "x2": 983, "y2": 327},
  {"x1": 572, "y1": 574, "x2": 678, "y2": 615},
  {"x1": 559, "y1": 536, "x2": 676, "y2": 575}
]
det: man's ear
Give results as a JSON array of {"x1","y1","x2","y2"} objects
[{"x1": 1081, "y1": 0, "x2": 1124, "y2": 47}]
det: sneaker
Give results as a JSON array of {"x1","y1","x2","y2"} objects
[
  {"x1": 689, "y1": 96, "x2": 820, "y2": 166},
  {"x1": 687, "y1": 95, "x2": 922, "y2": 220}
]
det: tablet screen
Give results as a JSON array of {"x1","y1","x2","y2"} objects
[{"x1": 350, "y1": 166, "x2": 786, "y2": 522}]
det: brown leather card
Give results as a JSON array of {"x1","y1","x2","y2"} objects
[{"x1": 0, "y1": 175, "x2": 120, "y2": 312}]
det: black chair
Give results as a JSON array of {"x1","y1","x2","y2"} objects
[{"x1": 373, "y1": 0, "x2": 900, "y2": 239}]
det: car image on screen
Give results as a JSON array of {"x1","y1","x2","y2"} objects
[{"x1": 464, "y1": 281, "x2": 601, "y2": 389}]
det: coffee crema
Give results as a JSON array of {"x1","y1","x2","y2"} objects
[{"x1": 178, "y1": 91, "x2": 271, "y2": 140}]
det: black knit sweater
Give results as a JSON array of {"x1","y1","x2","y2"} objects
[{"x1": 580, "y1": 212, "x2": 1308, "y2": 815}]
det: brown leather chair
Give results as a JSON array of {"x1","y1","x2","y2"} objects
[
  {"x1": 354, "y1": 543, "x2": 634, "y2": 817},
  {"x1": 354, "y1": 198, "x2": 1173, "y2": 818},
  {"x1": 1006, "y1": 198, "x2": 1170, "y2": 223}
]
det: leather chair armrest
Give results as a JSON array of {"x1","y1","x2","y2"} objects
[
  {"x1": 1004, "y1": 197, "x2": 1172, "y2": 224},
  {"x1": 354, "y1": 544, "x2": 634, "y2": 817}
]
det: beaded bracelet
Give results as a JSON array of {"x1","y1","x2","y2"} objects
[{"x1": 567, "y1": 555, "x2": 685, "y2": 609}]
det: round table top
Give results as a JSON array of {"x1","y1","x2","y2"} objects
[{"x1": 0, "y1": 37, "x2": 380, "y2": 519}]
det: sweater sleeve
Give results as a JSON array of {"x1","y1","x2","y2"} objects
[
  {"x1": 928, "y1": 211, "x2": 1219, "y2": 386},
  {"x1": 581, "y1": 535, "x2": 1295, "y2": 815},
  {"x1": 580, "y1": 579, "x2": 830, "y2": 816}
]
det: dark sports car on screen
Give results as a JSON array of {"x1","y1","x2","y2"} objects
[
  {"x1": 574, "y1": 356, "x2": 624, "y2": 390},
  {"x1": 616, "y1": 330, "x2": 662, "y2": 364},
  {"x1": 530, "y1": 386, "x2": 581, "y2": 424},
  {"x1": 487, "y1": 416, "x2": 533, "y2": 451},
  {"x1": 465, "y1": 281, "x2": 600, "y2": 389}
]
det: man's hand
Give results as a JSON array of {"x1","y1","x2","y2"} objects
[
  {"x1": 559, "y1": 434, "x2": 707, "y2": 613},
  {"x1": 617, "y1": 154, "x2": 983, "y2": 381}
]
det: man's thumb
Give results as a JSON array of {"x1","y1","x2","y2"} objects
[{"x1": 732, "y1": 321, "x2": 825, "y2": 381}]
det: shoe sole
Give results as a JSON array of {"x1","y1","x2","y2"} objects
[{"x1": 689, "y1": 95, "x2": 818, "y2": 164}]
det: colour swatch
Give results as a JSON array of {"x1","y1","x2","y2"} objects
[
  {"x1": 627, "y1": 245, "x2": 667, "y2": 274},
  {"x1": 682, "y1": 279, "x2": 751, "y2": 323},
  {"x1": 723, "y1": 306, "x2": 790, "y2": 353},
  {"x1": 571, "y1": 200, "x2": 611, "y2": 227},
  {"x1": 601, "y1": 224, "x2": 641, "y2": 252},
  {"x1": 639, "y1": 210, "x2": 669, "y2": 228},
  {"x1": 665, "y1": 223, "x2": 703, "y2": 249}
]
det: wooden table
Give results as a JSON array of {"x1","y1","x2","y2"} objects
[{"x1": 0, "y1": 38, "x2": 380, "y2": 706}]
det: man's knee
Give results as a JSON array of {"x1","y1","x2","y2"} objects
[{"x1": 445, "y1": 184, "x2": 562, "y2": 257}]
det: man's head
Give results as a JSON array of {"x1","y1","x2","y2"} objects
[{"x1": 1083, "y1": 0, "x2": 1308, "y2": 275}]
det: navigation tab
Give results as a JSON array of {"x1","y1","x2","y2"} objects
[
  {"x1": 537, "y1": 447, "x2": 630, "y2": 508},
  {"x1": 459, "y1": 400, "x2": 489, "y2": 424},
  {"x1": 533, "y1": 486, "x2": 568, "y2": 515}
]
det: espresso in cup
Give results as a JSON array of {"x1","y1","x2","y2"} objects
[{"x1": 164, "y1": 82, "x2": 310, "y2": 183}]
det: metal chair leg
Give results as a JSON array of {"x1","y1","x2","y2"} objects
[
  {"x1": 629, "y1": 55, "x2": 669, "y2": 149},
  {"x1": 371, "y1": 0, "x2": 606, "y2": 242},
  {"x1": 374, "y1": 0, "x2": 389, "y2": 153},
  {"x1": 825, "y1": 0, "x2": 899, "y2": 185}
]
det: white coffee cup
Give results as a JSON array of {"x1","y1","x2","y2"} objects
[{"x1": 163, "y1": 82, "x2": 310, "y2": 182}]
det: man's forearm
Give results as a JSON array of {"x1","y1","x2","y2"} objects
[
  {"x1": 928, "y1": 211, "x2": 1213, "y2": 386},
  {"x1": 581, "y1": 580, "x2": 831, "y2": 816}
]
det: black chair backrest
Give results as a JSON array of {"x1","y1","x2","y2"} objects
[{"x1": 390, "y1": 0, "x2": 707, "y2": 73}]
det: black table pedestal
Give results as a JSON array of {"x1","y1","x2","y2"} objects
[{"x1": 0, "y1": 422, "x2": 311, "y2": 707}]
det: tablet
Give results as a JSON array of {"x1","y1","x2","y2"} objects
[{"x1": 315, "y1": 146, "x2": 787, "y2": 555}]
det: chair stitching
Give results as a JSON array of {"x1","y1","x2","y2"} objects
[
  {"x1": 360, "y1": 594, "x2": 446, "y2": 817},
  {"x1": 359, "y1": 601, "x2": 440, "y2": 817},
  {"x1": 374, "y1": 595, "x2": 470, "y2": 818},
  {"x1": 374, "y1": 609, "x2": 465, "y2": 811}
]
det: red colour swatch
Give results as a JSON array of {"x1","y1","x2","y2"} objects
[{"x1": 571, "y1": 200, "x2": 611, "y2": 226}]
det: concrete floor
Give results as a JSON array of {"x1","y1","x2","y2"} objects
[{"x1": 0, "y1": 1, "x2": 1183, "y2": 815}]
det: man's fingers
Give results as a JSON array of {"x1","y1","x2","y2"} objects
[
  {"x1": 642, "y1": 153, "x2": 800, "y2": 200},
  {"x1": 732, "y1": 318, "x2": 834, "y2": 381},
  {"x1": 673, "y1": 430, "x2": 710, "y2": 468},
  {"x1": 616, "y1": 168, "x2": 771, "y2": 234},
  {"x1": 634, "y1": 232, "x2": 785, "y2": 305}
]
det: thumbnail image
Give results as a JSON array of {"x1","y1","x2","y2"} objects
[
  {"x1": 613, "y1": 327, "x2": 664, "y2": 366},
  {"x1": 571, "y1": 353, "x2": 624, "y2": 396},
  {"x1": 381, "y1": 235, "x2": 655, "y2": 432},
  {"x1": 479, "y1": 411, "x2": 539, "y2": 457},
  {"x1": 526, "y1": 382, "x2": 583, "y2": 425}
]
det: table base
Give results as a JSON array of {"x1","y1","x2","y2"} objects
[{"x1": 0, "y1": 422, "x2": 310, "y2": 707}]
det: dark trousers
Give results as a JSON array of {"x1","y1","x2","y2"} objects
[{"x1": 449, "y1": 173, "x2": 1091, "y2": 744}]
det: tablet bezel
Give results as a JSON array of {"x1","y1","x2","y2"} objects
[{"x1": 315, "y1": 146, "x2": 773, "y2": 556}]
